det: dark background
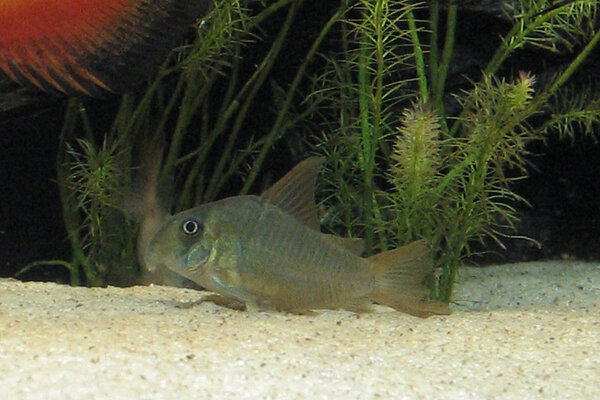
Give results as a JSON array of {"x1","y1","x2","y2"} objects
[{"x1": 2, "y1": 2, "x2": 600, "y2": 283}]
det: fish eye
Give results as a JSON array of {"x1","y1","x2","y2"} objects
[{"x1": 181, "y1": 218, "x2": 203, "y2": 236}]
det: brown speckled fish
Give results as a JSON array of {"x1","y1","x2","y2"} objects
[{"x1": 144, "y1": 158, "x2": 450, "y2": 317}]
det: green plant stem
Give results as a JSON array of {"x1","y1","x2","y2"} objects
[
  {"x1": 204, "y1": 47, "x2": 274, "y2": 199},
  {"x1": 178, "y1": 73, "x2": 241, "y2": 206},
  {"x1": 173, "y1": 74, "x2": 224, "y2": 209},
  {"x1": 121, "y1": 56, "x2": 177, "y2": 137},
  {"x1": 545, "y1": 27, "x2": 600, "y2": 96},
  {"x1": 165, "y1": 70, "x2": 205, "y2": 184},
  {"x1": 450, "y1": 2, "x2": 576, "y2": 137},
  {"x1": 407, "y1": 10, "x2": 428, "y2": 103},
  {"x1": 238, "y1": 0, "x2": 303, "y2": 194},
  {"x1": 57, "y1": 99, "x2": 87, "y2": 285},
  {"x1": 433, "y1": 2, "x2": 457, "y2": 114},
  {"x1": 200, "y1": 54, "x2": 243, "y2": 201},
  {"x1": 238, "y1": 0, "x2": 347, "y2": 194},
  {"x1": 154, "y1": 77, "x2": 187, "y2": 138},
  {"x1": 358, "y1": 41, "x2": 374, "y2": 250},
  {"x1": 15, "y1": 260, "x2": 78, "y2": 280},
  {"x1": 171, "y1": 71, "x2": 221, "y2": 166},
  {"x1": 484, "y1": 6, "x2": 567, "y2": 77},
  {"x1": 249, "y1": 0, "x2": 298, "y2": 28},
  {"x1": 428, "y1": 1, "x2": 440, "y2": 88},
  {"x1": 215, "y1": 0, "x2": 348, "y2": 198}
]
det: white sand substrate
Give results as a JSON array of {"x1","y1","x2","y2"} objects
[{"x1": 1, "y1": 260, "x2": 598, "y2": 399}]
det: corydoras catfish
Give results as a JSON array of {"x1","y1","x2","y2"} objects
[{"x1": 143, "y1": 158, "x2": 450, "y2": 317}]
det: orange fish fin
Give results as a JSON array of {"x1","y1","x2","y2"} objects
[
  {"x1": 260, "y1": 157, "x2": 325, "y2": 230},
  {"x1": 324, "y1": 235, "x2": 365, "y2": 256},
  {"x1": 369, "y1": 240, "x2": 451, "y2": 318},
  {"x1": 0, "y1": 0, "x2": 209, "y2": 95}
]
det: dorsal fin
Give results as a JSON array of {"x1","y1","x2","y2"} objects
[{"x1": 260, "y1": 157, "x2": 325, "y2": 230}]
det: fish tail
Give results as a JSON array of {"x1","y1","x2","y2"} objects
[{"x1": 369, "y1": 240, "x2": 451, "y2": 318}]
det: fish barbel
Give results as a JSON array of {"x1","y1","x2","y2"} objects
[{"x1": 144, "y1": 157, "x2": 450, "y2": 317}]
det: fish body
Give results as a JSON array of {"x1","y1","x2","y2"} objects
[
  {"x1": 147, "y1": 195, "x2": 374, "y2": 312},
  {"x1": 144, "y1": 158, "x2": 450, "y2": 317}
]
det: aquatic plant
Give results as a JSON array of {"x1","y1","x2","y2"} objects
[
  {"x1": 23, "y1": 0, "x2": 600, "y2": 303},
  {"x1": 29, "y1": 0, "x2": 319, "y2": 285},
  {"x1": 304, "y1": 0, "x2": 600, "y2": 300}
]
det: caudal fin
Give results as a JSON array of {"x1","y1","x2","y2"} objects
[{"x1": 369, "y1": 240, "x2": 451, "y2": 318}]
